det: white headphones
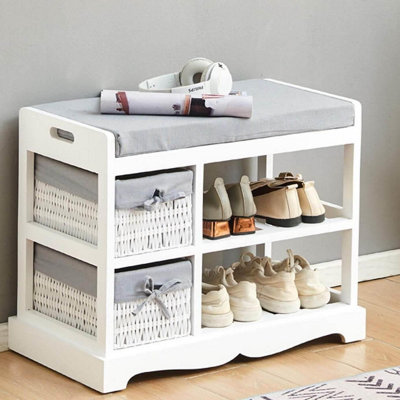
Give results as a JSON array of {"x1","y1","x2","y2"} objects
[{"x1": 138, "y1": 58, "x2": 233, "y2": 95}]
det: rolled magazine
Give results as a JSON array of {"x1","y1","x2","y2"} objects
[{"x1": 100, "y1": 90, "x2": 252, "y2": 118}]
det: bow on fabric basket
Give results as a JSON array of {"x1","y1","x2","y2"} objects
[
  {"x1": 132, "y1": 276, "x2": 182, "y2": 319},
  {"x1": 143, "y1": 189, "x2": 187, "y2": 211}
]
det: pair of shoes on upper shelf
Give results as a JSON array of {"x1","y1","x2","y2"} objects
[
  {"x1": 203, "y1": 172, "x2": 326, "y2": 239},
  {"x1": 203, "y1": 175, "x2": 257, "y2": 240},
  {"x1": 251, "y1": 172, "x2": 326, "y2": 227},
  {"x1": 201, "y1": 250, "x2": 330, "y2": 327}
]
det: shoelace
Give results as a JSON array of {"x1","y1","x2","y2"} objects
[
  {"x1": 203, "y1": 266, "x2": 224, "y2": 282},
  {"x1": 275, "y1": 172, "x2": 303, "y2": 181},
  {"x1": 285, "y1": 249, "x2": 302, "y2": 273},
  {"x1": 289, "y1": 261, "x2": 302, "y2": 273},
  {"x1": 286, "y1": 249, "x2": 318, "y2": 273}
]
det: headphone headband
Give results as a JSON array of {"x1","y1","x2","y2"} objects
[
  {"x1": 138, "y1": 59, "x2": 232, "y2": 95},
  {"x1": 138, "y1": 72, "x2": 212, "y2": 94}
]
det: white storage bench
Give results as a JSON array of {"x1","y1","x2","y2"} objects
[
  {"x1": 33, "y1": 244, "x2": 192, "y2": 348},
  {"x1": 9, "y1": 79, "x2": 365, "y2": 393}
]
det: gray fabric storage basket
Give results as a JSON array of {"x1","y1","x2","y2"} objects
[
  {"x1": 33, "y1": 244, "x2": 193, "y2": 348},
  {"x1": 34, "y1": 155, "x2": 193, "y2": 256}
]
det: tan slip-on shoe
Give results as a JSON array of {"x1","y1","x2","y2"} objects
[
  {"x1": 203, "y1": 177, "x2": 233, "y2": 240},
  {"x1": 275, "y1": 172, "x2": 325, "y2": 223},
  {"x1": 225, "y1": 175, "x2": 257, "y2": 236},
  {"x1": 202, "y1": 283, "x2": 234, "y2": 328},
  {"x1": 203, "y1": 265, "x2": 262, "y2": 322},
  {"x1": 250, "y1": 179, "x2": 302, "y2": 227},
  {"x1": 273, "y1": 249, "x2": 330, "y2": 309},
  {"x1": 232, "y1": 252, "x2": 300, "y2": 314}
]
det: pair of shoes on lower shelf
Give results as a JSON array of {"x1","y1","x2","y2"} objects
[
  {"x1": 201, "y1": 250, "x2": 330, "y2": 327},
  {"x1": 233, "y1": 250, "x2": 331, "y2": 313},
  {"x1": 251, "y1": 172, "x2": 325, "y2": 227},
  {"x1": 202, "y1": 266, "x2": 262, "y2": 328},
  {"x1": 203, "y1": 175, "x2": 257, "y2": 240}
]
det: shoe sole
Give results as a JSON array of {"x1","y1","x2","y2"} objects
[
  {"x1": 258, "y1": 296, "x2": 300, "y2": 314},
  {"x1": 202, "y1": 311, "x2": 234, "y2": 328},
  {"x1": 299, "y1": 289, "x2": 330, "y2": 309},
  {"x1": 231, "y1": 231, "x2": 256, "y2": 236},
  {"x1": 203, "y1": 234, "x2": 231, "y2": 240},
  {"x1": 257, "y1": 215, "x2": 302, "y2": 228},
  {"x1": 302, "y1": 214, "x2": 325, "y2": 224},
  {"x1": 231, "y1": 305, "x2": 263, "y2": 322}
]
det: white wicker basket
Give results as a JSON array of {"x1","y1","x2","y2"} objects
[
  {"x1": 33, "y1": 270, "x2": 192, "y2": 348},
  {"x1": 114, "y1": 288, "x2": 191, "y2": 348},
  {"x1": 34, "y1": 270, "x2": 97, "y2": 336},
  {"x1": 33, "y1": 179, "x2": 193, "y2": 257}
]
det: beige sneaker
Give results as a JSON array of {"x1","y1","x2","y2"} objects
[
  {"x1": 275, "y1": 172, "x2": 325, "y2": 223},
  {"x1": 203, "y1": 266, "x2": 262, "y2": 322},
  {"x1": 202, "y1": 283, "x2": 234, "y2": 328},
  {"x1": 274, "y1": 249, "x2": 330, "y2": 309},
  {"x1": 232, "y1": 252, "x2": 300, "y2": 314}
]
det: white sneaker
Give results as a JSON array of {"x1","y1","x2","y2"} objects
[
  {"x1": 274, "y1": 249, "x2": 330, "y2": 309},
  {"x1": 232, "y1": 252, "x2": 300, "y2": 314},
  {"x1": 202, "y1": 283, "x2": 234, "y2": 328},
  {"x1": 203, "y1": 266, "x2": 262, "y2": 322}
]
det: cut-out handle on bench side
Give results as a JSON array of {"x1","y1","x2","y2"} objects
[
  {"x1": 21, "y1": 107, "x2": 115, "y2": 173},
  {"x1": 50, "y1": 127, "x2": 75, "y2": 143}
]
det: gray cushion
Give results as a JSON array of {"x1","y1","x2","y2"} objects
[{"x1": 33, "y1": 79, "x2": 355, "y2": 158}]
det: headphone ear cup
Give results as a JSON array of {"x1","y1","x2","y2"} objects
[
  {"x1": 180, "y1": 58, "x2": 213, "y2": 86},
  {"x1": 201, "y1": 62, "x2": 233, "y2": 95},
  {"x1": 200, "y1": 63, "x2": 215, "y2": 83}
]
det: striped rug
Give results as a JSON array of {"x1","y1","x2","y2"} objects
[{"x1": 247, "y1": 367, "x2": 400, "y2": 399}]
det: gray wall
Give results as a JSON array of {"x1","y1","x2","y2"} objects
[{"x1": 1, "y1": 0, "x2": 399, "y2": 322}]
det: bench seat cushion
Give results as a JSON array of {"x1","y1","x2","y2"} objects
[{"x1": 34, "y1": 79, "x2": 355, "y2": 157}]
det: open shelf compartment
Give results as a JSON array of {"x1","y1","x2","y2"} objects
[{"x1": 202, "y1": 201, "x2": 352, "y2": 254}]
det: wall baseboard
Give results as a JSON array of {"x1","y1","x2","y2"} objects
[
  {"x1": 0, "y1": 323, "x2": 8, "y2": 352},
  {"x1": 317, "y1": 248, "x2": 400, "y2": 287},
  {"x1": 0, "y1": 249, "x2": 399, "y2": 353}
]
